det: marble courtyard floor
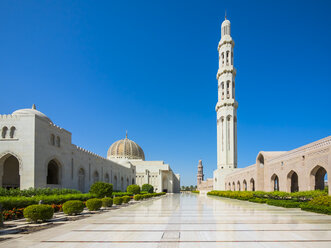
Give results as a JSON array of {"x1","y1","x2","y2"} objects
[{"x1": 1, "y1": 193, "x2": 331, "y2": 248}]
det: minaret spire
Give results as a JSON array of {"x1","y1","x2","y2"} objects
[{"x1": 225, "y1": 10, "x2": 227, "y2": 20}]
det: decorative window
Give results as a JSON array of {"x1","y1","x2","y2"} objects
[
  {"x1": 9, "y1": 126, "x2": 16, "y2": 138},
  {"x1": 50, "y1": 134, "x2": 55, "y2": 145},
  {"x1": 221, "y1": 53, "x2": 224, "y2": 65},
  {"x1": 2, "y1": 126, "x2": 8, "y2": 138},
  {"x1": 56, "y1": 136, "x2": 60, "y2": 147}
]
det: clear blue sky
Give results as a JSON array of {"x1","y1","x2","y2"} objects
[{"x1": 1, "y1": 0, "x2": 330, "y2": 186}]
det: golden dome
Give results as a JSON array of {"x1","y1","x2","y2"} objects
[{"x1": 107, "y1": 133, "x2": 145, "y2": 160}]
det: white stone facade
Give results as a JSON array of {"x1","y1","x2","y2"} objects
[{"x1": 0, "y1": 106, "x2": 180, "y2": 193}]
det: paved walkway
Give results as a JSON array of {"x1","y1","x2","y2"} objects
[{"x1": 1, "y1": 193, "x2": 331, "y2": 248}]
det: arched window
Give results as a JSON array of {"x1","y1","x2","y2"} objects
[
  {"x1": 121, "y1": 177, "x2": 124, "y2": 191},
  {"x1": 114, "y1": 176, "x2": 118, "y2": 190},
  {"x1": 287, "y1": 170, "x2": 299, "y2": 192},
  {"x1": 50, "y1": 134, "x2": 55, "y2": 145},
  {"x1": 132, "y1": 178, "x2": 134, "y2": 184},
  {"x1": 9, "y1": 126, "x2": 16, "y2": 138},
  {"x1": 93, "y1": 171, "x2": 99, "y2": 183},
  {"x1": 237, "y1": 181, "x2": 241, "y2": 191},
  {"x1": 221, "y1": 52, "x2": 224, "y2": 65},
  {"x1": 226, "y1": 81, "x2": 230, "y2": 99},
  {"x1": 232, "y1": 182, "x2": 236, "y2": 191},
  {"x1": 227, "y1": 116, "x2": 231, "y2": 150},
  {"x1": 56, "y1": 136, "x2": 60, "y2": 147},
  {"x1": 2, "y1": 126, "x2": 8, "y2": 138},
  {"x1": 105, "y1": 173, "x2": 109, "y2": 183},
  {"x1": 226, "y1": 51, "x2": 229, "y2": 65},
  {"x1": 243, "y1": 180, "x2": 247, "y2": 191},
  {"x1": 126, "y1": 177, "x2": 129, "y2": 188},
  {"x1": 228, "y1": 182, "x2": 231, "y2": 191},
  {"x1": 271, "y1": 174, "x2": 279, "y2": 191},
  {"x1": 78, "y1": 168, "x2": 85, "y2": 192},
  {"x1": 221, "y1": 82, "x2": 224, "y2": 100},
  {"x1": 250, "y1": 178, "x2": 255, "y2": 191},
  {"x1": 47, "y1": 160, "x2": 60, "y2": 184}
]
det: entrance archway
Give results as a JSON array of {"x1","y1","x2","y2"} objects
[
  {"x1": 237, "y1": 181, "x2": 241, "y2": 191},
  {"x1": 78, "y1": 168, "x2": 85, "y2": 192},
  {"x1": 250, "y1": 178, "x2": 255, "y2": 191},
  {"x1": 287, "y1": 170, "x2": 299, "y2": 192},
  {"x1": 310, "y1": 166, "x2": 327, "y2": 190},
  {"x1": 2, "y1": 155, "x2": 20, "y2": 189},
  {"x1": 271, "y1": 174, "x2": 279, "y2": 191},
  {"x1": 47, "y1": 159, "x2": 60, "y2": 184}
]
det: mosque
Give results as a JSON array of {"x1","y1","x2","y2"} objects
[
  {"x1": 0, "y1": 105, "x2": 180, "y2": 193},
  {"x1": 197, "y1": 17, "x2": 330, "y2": 194}
]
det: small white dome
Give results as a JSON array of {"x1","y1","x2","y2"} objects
[{"x1": 12, "y1": 105, "x2": 52, "y2": 123}]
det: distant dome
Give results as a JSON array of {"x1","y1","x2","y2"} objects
[
  {"x1": 107, "y1": 133, "x2": 145, "y2": 160},
  {"x1": 12, "y1": 104, "x2": 52, "y2": 123}
]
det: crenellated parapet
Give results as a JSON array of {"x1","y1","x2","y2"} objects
[{"x1": 74, "y1": 145, "x2": 109, "y2": 162}]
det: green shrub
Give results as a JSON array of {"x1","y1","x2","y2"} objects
[
  {"x1": 127, "y1": 185, "x2": 140, "y2": 195},
  {"x1": 113, "y1": 197, "x2": 123, "y2": 205},
  {"x1": 248, "y1": 198, "x2": 267, "y2": 203},
  {"x1": 0, "y1": 187, "x2": 81, "y2": 197},
  {"x1": 307, "y1": 196, "x2": 331, "y2": 207},
  {"x1": 266, "y1": 199, "x2": 301, "y2": 208},
  {"x1": 191, "y1": 190, "x2": 199, "y2": 193},
  {"x1": 0, "y1": 193, "x2": 95, "y2": 210},
  {"x1": 112, "y1": 192, "x2": 133, "y2": 197},
  {"x1": 101, "y1": 197, "x2": 113, "y2": 207},
  {"x1": 86, "y1": 198, "x2": 102, "y2": 211},
  {"x1": 62, "y1": 200, "x2": 85, "y2": 215},
  {"x1": 122, "y1": 196, "x2": 131, "y2": 203},
  {"x1": 89, "y1": 182, "x2": 113, "y2": 198},
  {"x1": 134, "y1": 194, "x2": 142, "y2": 201},
  {"x1": 23, "y1": 204, "x2": 54, "y2": 222},
  {"x1": 300, "y1": 203, "x2": 331, "y2": 215},
  {"x1": 142, "y1": 184, "x2": 154, "y2": 193}
]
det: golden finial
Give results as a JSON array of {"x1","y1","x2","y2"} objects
[
  {"x1": 125, "y1": 130, "x2": 128, "y2": 139},
  {"x1": 32, "y1": 104, "x2": 36, "y2": 110},
  {"x1": 225, "y1": 10, "x2": 227, "y2": 20}
]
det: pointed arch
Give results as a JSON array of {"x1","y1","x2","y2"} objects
[
  {"x1": 250, "y1": 178, "x2": 255, "y2": 191},
  {"x1": 287, "y1": 170, "x2": 299, "y2": 192},
  {"x1": 47, "y1": 159, "x2": 61, "y2": 185},
  {"x1": 78, "y1": 168, "x2": 85, "y2": 192},
  {"x1": 271, "y1": 174, "x2": 279, "y2": 191},
  {"x1": 310, "y1": 165, "x2": 327, "y2": 190},
  {"x1": 243, "y1": 179, "x2": 247, "y2": 191}
]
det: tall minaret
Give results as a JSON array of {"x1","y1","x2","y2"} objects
[
  {"x1": 216, "y1": 16, "x2": 238, "y2": 170},
  {"x1": 197, "y1": 160, "x2": 204, "y2": 186}
]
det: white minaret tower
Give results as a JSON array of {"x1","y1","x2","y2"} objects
[{"x1": 214, "y1": 15, "x2": 238, "y2": 190}]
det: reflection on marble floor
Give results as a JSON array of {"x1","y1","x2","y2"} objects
[{"x1": 1, "y1": 193, "x2": 331, "y2": 248}]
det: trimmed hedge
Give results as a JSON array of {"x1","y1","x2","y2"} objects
[
  {"x1": 23, "y1": 204, "x2": 54, "y2": 222},
  {"x1": 101, "y1": 197, "x2": 113, "y2": 207},
  {"x1": 0, "y1": 187, "x2": 81, "y2": 197},
  {"x1": 86, "y1": 198, "x2": 102, "y2": 211},
  {"x1": 134, "y1": 194, "x2": 142, "y2": 201},
  {"x1": 142, "y1": 184, "x2": 154, "y2": 193},
  {"x1": 127, "y1": 185, "x2": 140, "y2": 195},
  {"x1": 208, "y1": 190, "x2": 331, "y2": 215},
  {"x1": 112, "y1": 192, "x2": 133, "y2": 197},
  {"x1": 89, "y1": 182, "x2": 113, "y2": 198},
  {"x1": 0, "y1": 193, "x2": 95, "y2": 210},
  {"x1": 122, "y1": 196, "x2": 131, "y2": 203},
  {"x1": 62, "y1": 200, "x2": 85, "y2": 215},
  {"x1": 266, "y1": 199, "x2": 301, "y2": 208},
  {"x1": 113, "y1": 197, "x2": 123, "y2": 205}
]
